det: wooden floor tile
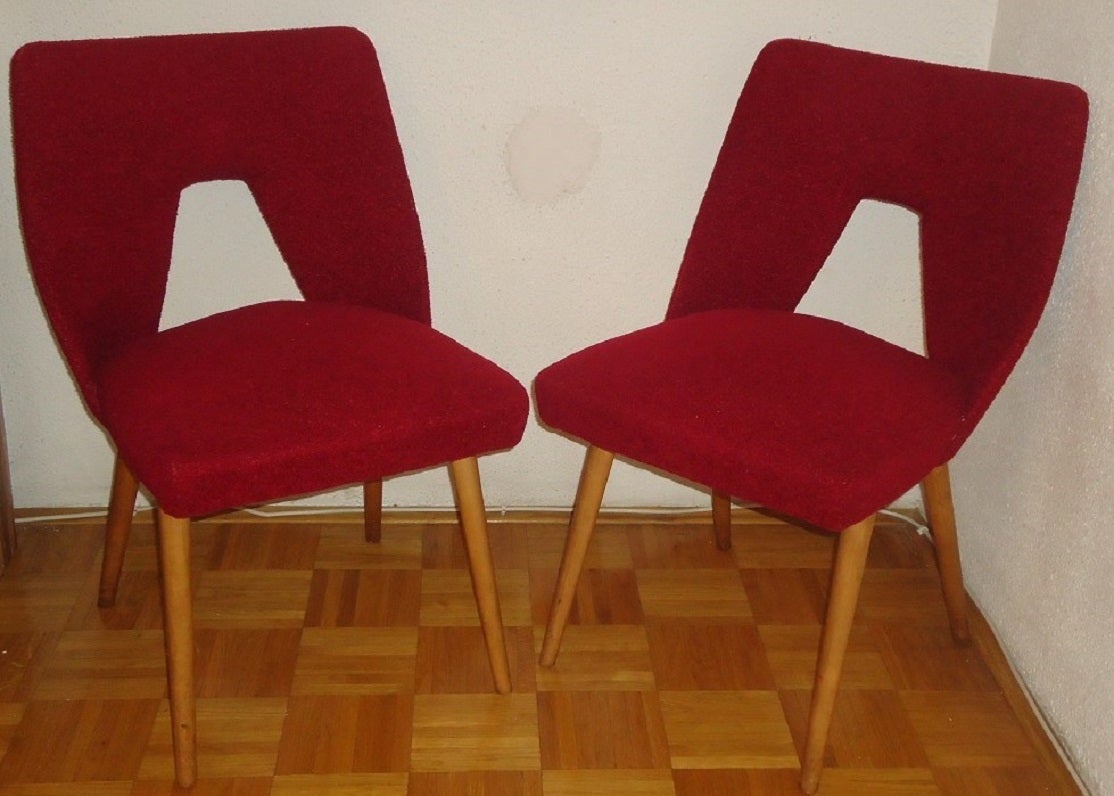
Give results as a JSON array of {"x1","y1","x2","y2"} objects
[
  {"x1": 419, "y1": 568, "x2": 530, "y2": 627},
  {"x1": 415, "y1": 625, "x2": 536, "y2": 694},
  {"x1": 411, "y1": 693, "x2": 539, "y2": 772},
  {"x1": 192, "y1": 570, "x2": 312, "y2": 629},
  {"x1": 274, "y1": 694, "x2": 411, "y2": 774},
  {"x1": 530, "y1": 568, "x2": 644, "y2": 626},
  {"x1": 204, "y1": 523, "x2": 319, "y2": 570},
  {"x1": 66, "y1": 569, "x2": 164, "y2": 631},
  {"x1": 313, "y1": 524, "x2": 422, "y2": 571},
  {"x1": 931, "y1": 765, "x2": 1071, "y2": 794},
  {"x1": 866, "y1": 523, "x2": 937, "y2": 569},
  {"x1": 270, "y1": 772, "x2": 409, "y2": 795},
  {"x1": 658, "y1": 690, "x2": 798, "y2": 769},
  {"x1": 857, "y1": 569, "x2": 952, "y2": 627},
  {"x1": 408, "y1": 770, "x2": 543, "y2": 795},
  {"x1": 739, "y1": 568, "x2": 827, "y2": 624},
  {"x1": 544, "y1": 768, "x2": 677, "y2": 795},
  {"x1": 731, "y1": 522, "x2": 836, "y2": 570},
  {"x1": 538, "y1": 691, "x2": 669, "y2": 770},
  {"x1": 0, "y1": 633, "x2": 56, "y2": 701},
  {"x1": 130, "y1": 777, "x2": 272, "y2": 795},
  {"x1": 0, "y1": 702, "x2": 26, "y2": 761},
  {"x1": 303, "y1": 569, "x2": 421, "y2": 627},
  {"x1": 780, "y1": 689, "x2": 929, "y2": 769},
  {"x1": 645, "y1": 620, "x2": 775, "y2": 690},
  {"x1": 422, "y1": 523, "x2": 530, "y2": 570},
  {"x1": 114, "y1": 522, "x2": 161, "y2": 573},
  {"x1": 806, "y1": 767, "x2": 941, "y2": 794},
  {"x1": 421, "y1": 524, "x2": 471, "y2": 569},
  {"x1": 534, "y1": 624, "x2": 655, "y2": 692},
  {"x1": 0, "y1": 574, "x2": 87, "y2": 632},
  {"x1": 141, "y1": 698, "x2": 287, "y2": 780},
  {"x1": 901, "y1": 691, "x2": 1040, "y2": 768},
  {"x1": 291, "y1": 627, "x2": 417, "y2": 695},
  {"x1": 637, "y1": 569, "x2": 751, "y2": 619},
  {"x1": 626, "y1": 525, "x2": 736, "y2": 569},
  {"x1": 0, "y1": 783, "x2": 134, "y2": 795},
  {"x1": 194, "y1": 628, "x2": 302, "y2": 697},
  {"x1": 758, "y1": 624, "x2": 893, "y2": 690},
  {"x1": 527, "y1": 525, "x2": 635, "y2": 571},
  {"x1": 33, "y1": 629, "x2": 167, "y2": 700},
  {"x1": 876, "y1": 623, "x2": 999, "y2": 691},
  {"x1": 672, "y1": 768, "x2": 802, "y2": 795},
  {"x1": 0, "y1": 698, "x2": 160, "y2": 784},
  {"x1": 2, "y1": 525, "x2": 102, "y2": 576}
]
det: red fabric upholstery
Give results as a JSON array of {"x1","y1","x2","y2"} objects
[
  {"x1": 97, "y1": 301, "x2": 526, "y2": 518},
  {"x1": 11, "y1": 28, "x2": 528, "y2": 517},
  {"x1": 536, "y1": 39, "x2": 1088, "y2": 531},
  {"x1": 537, "y1": 310, "x2": 966, "y2": 531},
  {"x1": 11, "y1": 27, "x2": 429, "y2": 417}
]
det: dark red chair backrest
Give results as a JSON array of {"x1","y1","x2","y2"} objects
[
  {"x1": 668, "y1": 39, "x2": 1088, "y2": 433},
  {"x1": 11, "y1": 27, "x2": 428, "y2": 418}
]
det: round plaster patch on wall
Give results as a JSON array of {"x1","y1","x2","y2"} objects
[{"x1": 506, "y1": 107, "x2": 601, "y2": 204}]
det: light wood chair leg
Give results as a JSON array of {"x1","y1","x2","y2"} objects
[
  {"x1": 539, "y1": 445, "x2": 615, "y2": 667},
  {"x1": 98, "y1": 456, "x2": 139, "y2": 607},
  {"x1": 800, "y1": 514, "x2": 875, "y2": 795},
  {"x1": 155, "y1": 509, "x2": 196, "y2": 789},
  {"x1": 921, "y1": 463, "x2": 970, "y2": 644},
  {"x1": 0, "y1": 389, "x2": 16, "y2": 569},
  {"x1": 449, "y1": 457, "x2": 512, "y2": 694},
  {"x1": 712, "y1": 490, "x2": 732, "y2": 551},
  {"x1": 363, "y1": 479, "x2": 383, "y2": 543}
]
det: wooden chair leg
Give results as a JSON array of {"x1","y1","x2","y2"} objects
[
  {"x1": 98, "y1": 456, "x2": 139, "y2": 607},
  {"x1": 712, "y1": 490, "x2": 732, "y2": 551},
  {"x1": 539, "y1": 445, "x2": 615, "y2": 667},
  {"x1": 0, "y1": 389, "x2": 16, "y2": 569},
  {"x1": 449, "y1": 457, "x2": 512, "y2": 694},
  {"x1": 922, "y1": 463, "x2": 970, "y2": 643},
  {"x1": 363, "y1": 479, "x2": 383, "y2": 543},
  {"x1": 800, "y1": 514, "x2": 875, "y2": 795},
  {"x1": 155, "y1": 509, "x2": 196, "y2": 789}
]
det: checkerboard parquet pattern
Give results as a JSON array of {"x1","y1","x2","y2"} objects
[{"x1": 0, "y1": 511, "x2": 1080, "y2": 794}]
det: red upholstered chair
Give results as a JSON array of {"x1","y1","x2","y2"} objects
[
  {"x1": 535, "y1": 39, "x2": 1087, "y2": 793},
  {"x1": 11, "y1": 27, "x2": 528, "y2": 787}
]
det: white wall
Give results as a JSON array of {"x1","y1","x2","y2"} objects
[
  {"x1": 0, "y1": 2, "x2": 997, "y2": 510},
  {"x1": 952, "y1": 2, "x2": 1114, "y2": 792}
]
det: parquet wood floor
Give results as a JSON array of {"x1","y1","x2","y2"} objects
[{"x1": 0, "y1": 510, "x2": 1080, "y2": 794}]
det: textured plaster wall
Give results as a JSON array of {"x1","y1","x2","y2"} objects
[
  {"x1": 951, "y1": 2, "x2": 1114, "y2": 792},
  {"x1": 0, "y1": 2, "x2": 997, "y2": 510}
]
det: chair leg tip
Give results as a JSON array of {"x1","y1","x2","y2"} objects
[
  {"x1": 949, "y1": 614, "x2": 971, "y2": 646},
  {"x1": 800, "y1": 771, "x2": 820, "y2": 794},
  {"x1": 175, "y1": 765, "x2": 197, "y2": 789}
]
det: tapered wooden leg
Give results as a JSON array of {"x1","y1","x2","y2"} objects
[
  {"x1": 155, "y1": 509, "x2": 196, "y2": 789},
  {"x1": 98, "y1": 456, "x2": 140, "y2": 607},
  {"x1": 800, "y1": 514, "x2": 875, "y2": 795},
  {"x1": 449, "y1": 457, "x2": 512, "y2": 694},
  {"x1": 0, "y1": 390, "x2": 16, "y2": 567},
  {"x1": 363, "y1": 480, "x2": 383, "y2": 543},
  {"x1": 712, "y1": 490, "x2": 732, "y2": 551},
  {"x1": 922, "y1": 463, "x2": 970, "y2": 643},
  {"x1": 539, "y1": 445, "x2": 615, "y2": 667}
]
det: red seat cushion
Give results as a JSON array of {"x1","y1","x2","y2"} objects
[
  {"x1": 535, "y1": 309, "x2": 967, "y2": 530},
  {"x1": 96, "y1": 301, "x2": 528, "y2": 517}
]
